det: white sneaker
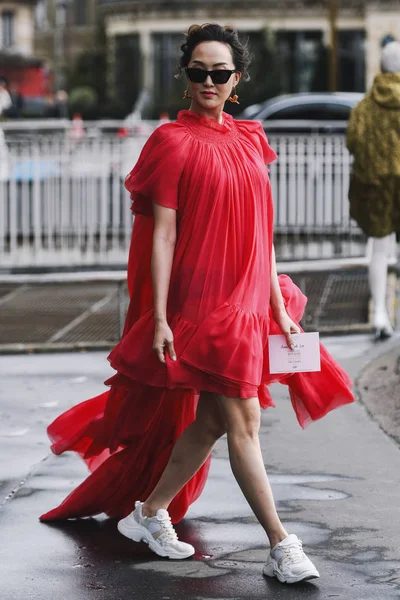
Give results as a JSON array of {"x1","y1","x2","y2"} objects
[
  {"x1": 117, "y1": 501, "x2": 195, "y2": 560},
  {"x1": 263, "y1": 534, "x2": 320, "y2": 584}
]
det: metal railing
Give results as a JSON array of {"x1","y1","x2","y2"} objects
[
  {"x1": 269, "y1": 134, "x2": 366, "y2": 261},
  {"x1": 0, "y1": 123, "x2": 367, "y2": 269}
]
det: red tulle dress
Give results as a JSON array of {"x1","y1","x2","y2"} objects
[{"x1": 40, "y1": 110, "x2": 354, "y2": 524}]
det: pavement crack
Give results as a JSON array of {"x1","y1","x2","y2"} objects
[{"x1": 0, "y1": 453, "x2": 51, "y2": 508}]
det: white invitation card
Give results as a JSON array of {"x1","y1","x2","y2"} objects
[{"x1": 268, "y1": 332, "x2": 321, "y2": 374}]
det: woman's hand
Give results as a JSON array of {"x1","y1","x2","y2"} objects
[
  {"x1": 273, "y1": 307, "x2": 300, "y2": 350},
  {"x1": 153, "y1": 321, "x2": 177, "y2": 364}
]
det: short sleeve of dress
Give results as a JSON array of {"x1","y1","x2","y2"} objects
[
  {"x1": 236, "y1": 119, "x2": 278, "y2": 165},
  {"x1": 125, "y1": 123, "x2": 188, "y2": 216}
]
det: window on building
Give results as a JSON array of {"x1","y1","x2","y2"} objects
[
  {"x1": 55, "y1": 1, "x2": 67, "y2": 27},
  {"x1": 74, "y1": 0, "x2": 87, "y2": 26},
  {"x1": 35, "y1": 0, "x2": 48, "y2": 30},
  {"x1": 153, "y1": 33, "x2": 184, "y2": 115},
  {"x1": 238, "y1": 30, "x2": 281, "y2": 110},
  {"x1": 338, "y1": 30, "x2": 365, "y2": 92},
  {"x1": 115, "y1": 34, "x2": 142, "y2": 115},
  {"x1": 2, "y1": 11, "x2": 15, "y2": 49},
  {"x1": 275, "y1": 31, "x2": 327, "y2": 94}
]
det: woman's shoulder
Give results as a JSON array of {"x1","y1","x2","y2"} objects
[
  {"x1": 138, "y1": 121, "x2": 191, "y2": 165},
  {"x1": 235, "y1": 118, "x2": 277, "y2": 165},
  {"x1": 141, "y1": 122, "x2": 185, "y2": 153},
  {"x1": 235, "y1": 118, "x2": 265, "y2": 133},
  {"x1": 147, "y1": 121, "x2": 188, "y2": 146}
]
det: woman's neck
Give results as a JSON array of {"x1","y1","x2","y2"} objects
[{"x1": 189, "y1": 103, "x2": 224, "y2": 125}]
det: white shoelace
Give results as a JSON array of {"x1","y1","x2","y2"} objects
[
  {"x1": 282, "y1": 542, "x2": 306, "y2": 564},
  {"x1": 155, "y1": 514, "x2": 178, "y2": 542}
]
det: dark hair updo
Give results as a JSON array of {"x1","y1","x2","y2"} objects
[{"x1": 177, "y1": 23, "x2": 251, "y2": 82}]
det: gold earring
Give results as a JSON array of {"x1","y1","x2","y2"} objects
[
  {"x1": 228, "y1": 88, "x2": 240, "y2": 104},
  {"x1": 183, "y1": 88, "x2": 192, "y2": 100}
]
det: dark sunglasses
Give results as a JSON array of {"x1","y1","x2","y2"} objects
[{"x1": 185, "y1": 68, "x2": 236, "y2": 84}]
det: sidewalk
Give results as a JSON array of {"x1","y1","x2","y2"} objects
[{"x1": 1, "y1": 334, "x2": 400, "y2": 599}]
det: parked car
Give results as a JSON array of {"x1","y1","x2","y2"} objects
[{"x1": 238, "y1": 92, "x2": 364, "y2": 133}]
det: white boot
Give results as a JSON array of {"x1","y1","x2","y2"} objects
[{"x1": 368, "y1": 236, "x2": 393, "y2": 340}]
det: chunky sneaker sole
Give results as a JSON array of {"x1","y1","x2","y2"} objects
[
  {"x1": 117, "y1": 514, "x2": 195, "y2": 560},
  {"x1": 262, "y1": 533, "x2": 320, "y2": 584},
  {"x1": 263, "y1": 558, "x2": 320, "y2": 584}
]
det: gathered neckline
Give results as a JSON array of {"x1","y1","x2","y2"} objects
[{"x1": 177, "y1": 109, "x2": 239, "y2": 142}]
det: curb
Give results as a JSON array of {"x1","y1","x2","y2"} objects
[
  {"x1": 354, "y1": 334, "x2": 400, "y2": 450},
  {"x1": 0, "y1": 342, "x2": 115, "y2": 355}
]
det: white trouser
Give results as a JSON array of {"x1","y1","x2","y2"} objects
[{"x1": 368, "y1": 235, "x2": 393, "y2": 328}]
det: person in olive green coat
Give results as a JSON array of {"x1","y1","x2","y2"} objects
[{"x1": 347, "y1": 41, "x2": 400, "y2": 340}]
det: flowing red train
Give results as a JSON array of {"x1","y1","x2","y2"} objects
[{"x1": 40, "y1": 217, "x2": 354, "y2": 524}]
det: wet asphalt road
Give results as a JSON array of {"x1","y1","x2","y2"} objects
[{"x1": 1, "y1": 335, "x2": 400, "y2": 600}]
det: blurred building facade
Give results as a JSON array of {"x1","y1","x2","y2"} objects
[
  {"x1": 3, "y1": 1, "x2": 400, "y2": 118},
  {"x1": 34, "y1": 0, "x2": 98, "y2": 88},
  {"x1": 98, "y1": 0, "x2": 400, "y2": 117},
  {"x1": 0, "y1": 1, "x2": 48, "y2": 101},
  {"x1": 0, "y1": 0, "x2": 37, "y2": 54}
]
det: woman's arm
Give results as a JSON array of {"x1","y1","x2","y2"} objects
[
  {"x1": 151, "y1": 203, "x2": 177, "y2": 363},
  {"x1": 270, "y1": 244, "x2": 299, "y2": 349},
  {"x1": 270, "y1": 244, "x2": 285, "y2": 315}
]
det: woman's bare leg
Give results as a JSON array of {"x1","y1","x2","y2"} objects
[
  {"x1": 142, "y1": 391, "x2": 226, "y2": 516},
  {"x1": 217, "y1": 395, "x2": 288, "y2": 548}
]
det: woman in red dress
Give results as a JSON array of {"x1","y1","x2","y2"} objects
[{"x1": 40, "y1": 24, "x2": 354, "y2": 584}]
